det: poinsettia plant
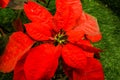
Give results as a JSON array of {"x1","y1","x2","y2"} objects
[{"x1": 0, "y1": 0, "x2": 104, "y2": 80}]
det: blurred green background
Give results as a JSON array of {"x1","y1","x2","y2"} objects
[{"x1": 0, "y1": 0, "x2": 120, "y2": 80}]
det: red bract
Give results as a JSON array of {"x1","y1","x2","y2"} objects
[
  {"x1": 0, "y1": 0, "x2": 9, "y2": 8},
  {"x1": 0, "y1": 32, "x2": 34, "y2": 73},
  {"x1": 0, "y1": 0, "x2": 104, "y2": 80}
]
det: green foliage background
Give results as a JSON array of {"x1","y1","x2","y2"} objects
[
  {"x1": 0, "y1": 0, "x2": 120, "y2": 80},
  {"x1": 100, "y1": 0, "x2": 120, "y2": 16}
]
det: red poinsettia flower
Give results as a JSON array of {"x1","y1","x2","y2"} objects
[
  {"x1": 0, "y1": 0, "x2": 10, "y2": 8},
  {"x1": 0, "y1": 0, "x2": 104, "y2": 80}
]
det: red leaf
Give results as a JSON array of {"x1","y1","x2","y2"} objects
[
  {"x1": 70, "y1": 40, "x2": 103, "y2": 58},
  {"x1": 76, "y1": 44, "x2": 102, "y2": 53},
  {"x1": 67, "y1": 29, "x2": 85, "y2": 42},
  {"x1": 63, "y1": 58, "x2": 104, "y2": 80},
  {"x1": 24, "y1": 44, "x2": 61, "y2": 80},
  {"x1": 73, "y1": 58, "x2": 104, "y2": 80},
  {"x1": 0, "y1": 32, "x2": 34, "y2": 73},
  {"x1": 0, "y1": 0, "x2": 9, "y2": 8},
  {"x1": 62, "y1": 43, "x2": 87, "y2": 70},
  {"x1": 13, "y1": 54, "x2": 28, "y2": 80},
  {"x1": 54, "y1": 0, "x2": 82, "y2": 31},
  {"x1": 24, "y1": 22, "x2": 52, "y2": 41},
  {"x1": 24, "y1": 1, "x2": 53, "y2": 24},
  {"x1": 76, "y1": 12, "x2": 102, "y2": 42}
]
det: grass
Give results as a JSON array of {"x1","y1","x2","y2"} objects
[
  {"x1": 82, "y1": 0, "x2": 120, "y2": 80},
  {"x1": 100, "y1": 0, "x2": 120, "y2": 16},
  {"x1": 0, "y1": 0, "x2": 120, "y2": 80}
]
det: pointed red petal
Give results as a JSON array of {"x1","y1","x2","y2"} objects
[
  {"x1": 70, "y1": 40, "x2": 102, "y2": 58},
  {"x1": 0, "y1": 32, "x2": 34, "y2": 73},
  {"x1": 24, "y1": 22, "x2": 52, "y2": 41},
  {"x1": 76, "y1": 40, "x2": 94, "y2": 58},
  {"x1": 0, "y1": 0, "x2": 9, "y2": 8},
  {"x1": 62, "y1": 43, "x2": 87, "y2": 69},
  {"x1": 13, "y1": 54, "x2": 28, "y2": 80},
  {"x1": 85, "y1": 58, "x2": 104, "y2": 80},
  {"x1": 73, "y1": 58, "x2": 104, "y2": 80},
  {"x1": 24, "y1": 44, "x2": 61, "y2": 80},
  {"x1": 86, "y1": 33, "x2": 102, "y2": 42},
  {"x1": 54, "y1": 0, "x2": 82, "y2": 31},
  {"x1": 24, "y1": 1, "x2": 54, "y2": 29},
  {"x1": 76, "y1": 40, "x2": 102, "y2": 57},
  {"x1": 76, "y1": 12, "x2": 102, "y2": 42}
]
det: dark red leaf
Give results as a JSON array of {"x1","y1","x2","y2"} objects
[
  {"x1": 12, "y1": 18, "x2": 24, "y2": 32},
  {"x1": 70, "y1": 42, "x2": 103, "y2": 54}
]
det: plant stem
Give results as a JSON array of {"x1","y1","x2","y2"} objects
[
  {"x1": 16, "y1": 10, "x2": 22, "y2": 19},
  {"x1": 0, "y1": 28, "x2": 5, "y2": 37},
  {"x1": 46, "y1": 0, "x2": 51, "y2": 8}
]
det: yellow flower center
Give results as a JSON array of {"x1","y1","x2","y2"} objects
[{"x1": 54, "y1": 29, "x2": 68, "y2": 45}]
